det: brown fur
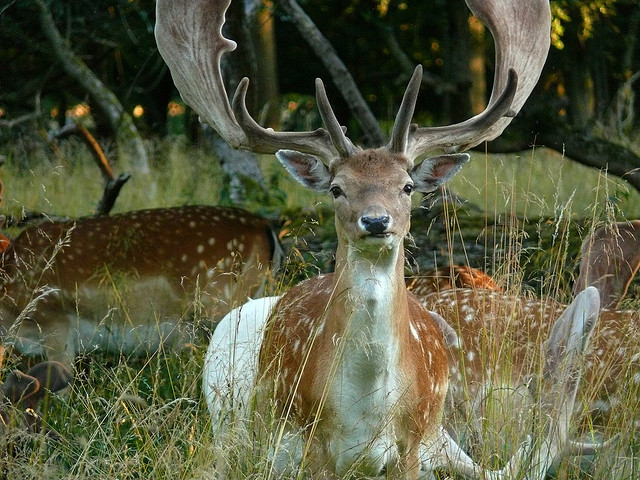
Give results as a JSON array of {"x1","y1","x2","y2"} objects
[
  {"x1": 249, "y1": 147, "x2": 464, "y2": 477},
  {"x1": 407, "y1": 265, "x2": 502, "y2": 295},
  {"x1": 259, "y1": 275, "x2": 448, "y2": 432},
  {"x1": 422, "y1": 288, "x2": 640, "y2": 426},
  {"x1": 574, "y1": 220, "x2": 640, "y2": 309},
  {"x1": 1, "y1": 206, "x2": 279, "y2": 364}
]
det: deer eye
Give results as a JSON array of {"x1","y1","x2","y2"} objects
[
  {"x1": 330, "y1": 185, "x2": 344, "y2": 198},
  {"x1": 403, "y1": 184, "x2": 414, "y2": 195}
]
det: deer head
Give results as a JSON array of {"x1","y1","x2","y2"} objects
[
  {"x1": 1, "y1": 361, "x2": 72, "y2": 434},
  {"x1": 155, "y1": 0, "x2": 551, "y2": 285}
]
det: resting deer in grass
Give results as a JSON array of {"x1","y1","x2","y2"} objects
[
  {"x1": 421, "y1": 288, "x2": 634, "y2": 461},
  {"x1": 407, "y1": 266, "x2": 502, "y2": 295},
  {"x1": 153, "y1": 0, "x2": 593, "y2": 477},
  {"x1": 414, "y1": 222, "x2": 640, "y2": 470},
  {"x1": 0, "y1": 206, "x2": 281, "y2": 369},
  {"x1": 0, "y1": 357, "x2": 72, "y2": 436}
]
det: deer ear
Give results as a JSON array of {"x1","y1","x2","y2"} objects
[
  {"x1": 411, "y1": 154, "x2": 470, "y2": 193},
  {"x1": 2, "y1": 370, "x2": 41, "y2": 405},
  {"x1": 25, "y1": 361, "x2": 73, "y2": 395},
  {"x1": 428, "y1": 311, "x2": 460, "y2": 349},
  {"x1": 276, "y1": 150, "x2": 331, "y2": 192},
  {"x1": 543, "y1": 286, "x2": 600, "y2": 377}
]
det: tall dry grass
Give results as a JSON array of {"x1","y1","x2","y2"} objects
[{"x1": 0, "y1": 136, "x2": 639, "y2": 478}]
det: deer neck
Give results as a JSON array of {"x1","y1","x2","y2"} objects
[
  {"x1": 312, "y1": 236, "x2": 410, "y2": 468},
  {"x1": 330, "y1": 238, "x2": 409, "y2": 352}
]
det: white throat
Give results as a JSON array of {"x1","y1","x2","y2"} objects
[{"x1": 342, "y1": 243, "x2": 402, "y2": 333}]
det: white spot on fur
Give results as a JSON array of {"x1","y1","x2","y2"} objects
[{"x1": 409, "y1": 323, "x2": 420, "y2": 342}]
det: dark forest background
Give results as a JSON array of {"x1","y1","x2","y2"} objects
[{"x1": 1, "y1": 0, "x2": 639, "y2": 192}]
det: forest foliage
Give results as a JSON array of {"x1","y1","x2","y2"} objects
[{"x1": 1, "y1": 1, "x2": 638, "y2": 139}]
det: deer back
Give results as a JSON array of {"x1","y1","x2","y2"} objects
[
  {"x1": 0, "y1": 205, "x2": 280, "y2": 364},
  {"x1": 420, "y1": 287, "x2": 639, "y2": 458}
]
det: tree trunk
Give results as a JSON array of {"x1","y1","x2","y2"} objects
[
  {"x1": 206, "y1": 0, "x2": 267, "y2": 203},
  {"x1": 382, "y1": 27, "x2": 456, "y2": 95},
  {"x1": 36, "y1": 0, "x2": 149, "y2": 174},
  {"x1": 622, "y1": 7, "x2": 640, "y2": 73},
  {"x1": 563, "y1": 29, "x2": 593, "y2": 128},
  {"x1": 540, "y1": 130, "x2": 640, "y2": 194},
  {"x1": 204, "y1": 126, "x2": 267, "y2": 205},
  {"x1": 468, "y1": 16, "x2": 486, "y2": 115},
  {"x1": 442, "y1": 0, "x2": 473, "y2": 123},
  {"x1": 278, "y1": 0, "x2": 386, "y2": 147},
  {"x1": 244, "y1": 0, "x2": 280, "y2": 128}
]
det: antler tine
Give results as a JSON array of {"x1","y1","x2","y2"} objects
[
  {"x1": 407, "y1": 70, "x2": 518, "y2": 157},
  {"x1": 471, "y1": 0, "x2": 551, "y2": 116},
  {"x1": 388, "y1": 65, "x2": 423, "y2": 156},
  {"x1": 155, "y1": 0, "x2": 339, "y2": 162},
  {"x1": 403, "y1": 0, "x2": 551, "y2": 159},
  {"x1": 231, "y1": 78, "x2": 336, "y2": 157},
  {"x1": 314, "y1": 78, "x2": 359, "y2": 159}
]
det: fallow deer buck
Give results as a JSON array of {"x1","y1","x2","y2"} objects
[
  {"x1": 153, "y1": 0, "x2": 587, "y2": 477},
  {"x1": 0, "y1": 206, "x2": 281, "y2": 369}
]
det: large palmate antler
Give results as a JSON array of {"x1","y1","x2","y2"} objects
[
  {"x1": 391, "y1": 0, "x2": 551, "y2": 158},
  {"x1": 156, "y1": 0, "x2": 550, "y2": 165},
  {"x1": 155, "y1": 0, "x2": 340, "y2": 162}
]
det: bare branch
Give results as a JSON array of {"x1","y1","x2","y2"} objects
[
  {"x1": 383, "y1": 28, "x2": 457, "y2": 94},
  {"x1": 35, "y1": 0, "x2": 149, "y2": 173},
  {"x1": 277, "y1": 0, "x2": 386, "y2": 147},
  {"x1": 47, "y1": 120, "x2": 131, "y2": 215},
  {"x1": 0, "y1": 112, "x2": 42, "y2": 129}
]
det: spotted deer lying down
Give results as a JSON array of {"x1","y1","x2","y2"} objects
[
  {"x1": 421, "y1": 288, "x2": 636, "y2": 456},
  {"x1": 407, "y1": 265, "x2": 502, "y2": 295},
  {"x1": 415, "y1": 222, "x2": 640, "y2": 468},
  {"x1": 0, "y1": 206, "x2": 281, "y2": 368},
  {"x1": 574, "y1": 220, "x2": 640, "y2": 310}
]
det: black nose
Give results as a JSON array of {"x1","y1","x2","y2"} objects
[{"x1": 361, "y1": 215, "x2": 390, "y2": 235}]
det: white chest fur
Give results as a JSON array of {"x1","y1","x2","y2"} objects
[{"x1": 323, "y1": 261, "x2": 404, "y2": 475}]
